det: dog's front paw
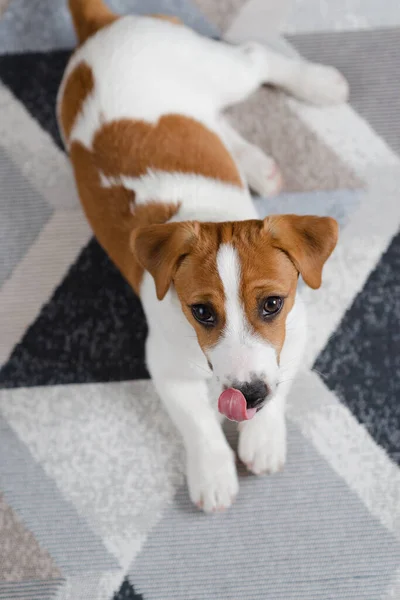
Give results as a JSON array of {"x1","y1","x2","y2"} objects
[
  {"x1": 187, "y1": 446, "x2": 239, "y2": 513},
  {"x1": 238, "y1": 410, "x2": 286, "y2": 475}
]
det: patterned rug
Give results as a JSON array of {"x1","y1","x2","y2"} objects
[{"x1": 1, "y1": 1, "x2": 400, "y2": 599}]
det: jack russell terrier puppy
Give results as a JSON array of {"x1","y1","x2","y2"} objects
[{"x1": 58, "y1": 0, "x2": 345, "y2": 513}]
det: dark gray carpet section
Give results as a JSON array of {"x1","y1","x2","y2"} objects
[
  {"x1": 0, "y1": 239, "x2": 149, "y2": 388},
  {"x1": 315, "y1": 230, "x2": 400, "y2": 463},
  {"x1": 113, "y1": 580, "x2": 144, "y2": 600},
  {"x1": 0, "y1": 50, "x2": 70, "y2": 149},
  {"x1": 287, "y1": 27, "x2": 400, "y2": 155}
]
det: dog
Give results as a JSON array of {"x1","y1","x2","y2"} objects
[{"x1": 58, "y1": 0, "x2": 344, "y2": 513}]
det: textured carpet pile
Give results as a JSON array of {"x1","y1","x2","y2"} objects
[{"x1": 0, "y1": 1, "x2": 399, "y2": 599}]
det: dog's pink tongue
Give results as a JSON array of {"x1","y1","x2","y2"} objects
[{"x1": 218, "y1": 388, "x2": 257, "y2": 422}]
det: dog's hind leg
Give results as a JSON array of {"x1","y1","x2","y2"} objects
[
  {"x1": 210, "y1": 41, "x2": 348, "y2": 110},
  {"x1": 219, "y1": 118, "x2": 282, "y2": 196},
  {"x1": 256, "y1": 45, "x2": 349, "y2": 106}
]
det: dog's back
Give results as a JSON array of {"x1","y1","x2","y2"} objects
[{"x1": 57, "y1": 0, "x2": 244, "y2": 293}]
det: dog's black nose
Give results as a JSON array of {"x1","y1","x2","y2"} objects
[{"x1": 234, "y1": 380, "x2": 269, "y2": 409}]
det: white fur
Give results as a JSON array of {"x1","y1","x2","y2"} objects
[
  {"x1": 141, "y1": 276, "x2": 239, "y2": 513},
  {"x1": 99, "y1": 170, "x2": 256, "y2": 222},
  {"x1": 209, "y1": 244, "x2": 279, "y2": 390},
  {"x1": 141, "y1": 254, "x2": 306, "y2": 512},
  {"x1": 239, "y1": 298, "x2": 307, "y2": 475},
  {"x1": 61, "y1": 15, "x2": 345, "y2": 512}
]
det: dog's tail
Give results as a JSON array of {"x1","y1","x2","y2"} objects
[{"x1": 68, "y1": 0, "x2": 118, "y2": 45}]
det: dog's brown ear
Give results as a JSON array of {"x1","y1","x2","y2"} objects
[
  {"x1": 131, "y1": 222, "x2": 198, "y2": 300},
  {"x1": 264, "y1": 214, "x2": 339, "y2": 289}
]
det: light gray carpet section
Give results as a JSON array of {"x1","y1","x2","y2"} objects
[
  {"x1": 130, "y1": 423, "x2": 400, "y2": 600},
  {"x1": 287, "y1": 26, "x2": 400, "y2": 156},
  {"x1": 0, "y1": 580, "x2": 63, "y2": 600},
  {"x1": 227, "y1": 87, "x2": 363, "y2": 194},
  {"x1": 193, "y1": 0, "x2": 247, "y2": 33},
  {"x1": 0, "y1": 416, "x2": 119, "y2": 575},
  {"x1": 0, "y1": 145, "x2": 52, "y2": 287},
  {"x1": 283, "y1": 0, "x2": 400, "y2": 34},
  {"x1": 255, "y1": 188, "x2": 362, "y2": 229},
  {"x1": 0, "y1": 0, "x2": 217, "y2": 54}
]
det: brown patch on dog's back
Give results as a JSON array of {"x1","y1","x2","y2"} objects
[
  {"x1": 65, "y1": 110, "x2": 241, "y2": 295},
  {"x1": 60, "y1": 61, "x2": 94, "y2": 142},
  {"x1": 70, "y1": 140, "x2": 179, "y2": 294},
  {"x1": 93, "y1": 116, "x2": 243, "y2": 187}
]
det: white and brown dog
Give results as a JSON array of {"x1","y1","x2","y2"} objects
[{"x1": 58, "y1": 0, "x2": 345, "y2": 513}]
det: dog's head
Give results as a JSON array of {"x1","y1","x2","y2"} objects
[{"x1": 132, "y1": 215, "x2": 338, "y2": 421}]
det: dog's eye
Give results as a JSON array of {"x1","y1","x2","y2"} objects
[
  {"x1": 261, "y1": 296, "x2": 284, "y2": 318},
  {"x1": 191, "y1": 304, "x2": 216, "y2": 327}
]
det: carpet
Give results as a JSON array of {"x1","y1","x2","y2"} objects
[{"x1": 0, "y1": 1, "x2": 399, "y2": 599}]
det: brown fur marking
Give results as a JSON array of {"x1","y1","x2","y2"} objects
[
  {"x1": 151, "y1": 14, "x2": 182, "y2": 25},
  {"x1": 93, "y1": 116, "x2": 243, "y2": 187},
  {"x1": 60, "y1": 61, "x2": 95, "y2": 142},
  {"x1": 70, "y1": 141, "x2": 179, "y2": 294},
  {"x1": 68, "y1": 0, "x2": 118, "y2": 45},
  {"x1": 266, "y1": 214, "x2": 339, "y2": 289},
  {"x1": 235, "y1": 222, "x2": 298, "y2": 355},
  {"x1": 133, "y1": 217, "x2": 338, "y2": 355},
  {"x1": 64, "y1": 109, "x2": 241, "y2": 292},
  {"x1": 166, "y1": 221, "x2": 298, "y2": 355}
]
